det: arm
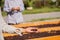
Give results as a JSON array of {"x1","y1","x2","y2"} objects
[
  {"x1": 0, "y1": 9, "x2": 23, "y2": 36},
  {"x1": 2, "y1": 25, "x2": 23, "y2": 36},
  {"x1": 19, "y1": 0, "x2": 25, "y2": 12},
  {"x1": 3, "y1": 0, "x2": 11, "y2": 12}
]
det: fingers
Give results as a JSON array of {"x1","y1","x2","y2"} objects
[
  {"x1": 15, "y1": 28, "x2": 24, "y2": 36},
  {"x1": 11, "y1": 7, "x2": 20, "y2": 11},
  {"x1": 25, "y1": 27, "x2": 39, "y2": 33},
  {"x1": 15, "y1": 27, "x2": 39, "y2": 36}
]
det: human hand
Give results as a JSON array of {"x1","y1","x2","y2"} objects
[
  {"x1": 14, "y1": 7, "x2": 20, "y2": 11},
  {"x1": 11, "y1": 8, "x2": 15, "y2": 11},
  {"x1": 15, "y1": 27, "x2": 39, "y2": 36},
  {"x1": 11, "y1": 7, "x2": 20, "y2": 11},
  {"x1": 15, "y1": 28, "x2": 24, "y2": 36},
  {"x1": 25, "y1": 27, "x2": 39, "y2": 33}
]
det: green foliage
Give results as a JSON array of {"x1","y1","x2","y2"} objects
[
  {"x1": 1, "y1": 0, "x2": 60, "y2": 8},
  {"x1": 2, "y1": 11, "x2": 7, "y2": 16},
  {"x1": 1, "y1": 0, "x2": 4, "y2": 7},
  {"x1": 25, "y1": 0, "x2": 34, "y2": 7},
  {"x1": 33, "y1": 0, "x2": 41, "y2": 8},
  {"x1": 0, "y1": 2, "x2": 1, "y2": 6},
  {"x1": 23, "y1": 7, "x2": 60, "y2": 14}
]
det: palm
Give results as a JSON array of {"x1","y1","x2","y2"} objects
[{"x1": 25, "y1": 27, "x2": 38, "y2": 33}]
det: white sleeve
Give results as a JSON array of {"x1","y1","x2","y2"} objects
[
  {"x1": 19, "y1": 0, "x2": 25, "y2": 12},
  {"x1": 0, "y1": 8, "x2": 16, "y2": 33},
  {"x1": 0, "y1": 9, "x2": 23, "y2": 36},
  {"x1": 3, "y1": 0, "x2": 11, "y2": 12},
  {"x1": 0, "y1": 9, "x2": 16, "y2": 33},
  {"x1": 2, "y1": 25, "x2": 16, "y2": 33}
]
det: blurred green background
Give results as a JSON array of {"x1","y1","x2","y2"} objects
[{"x1": 1, "y1": 0, "x2": 60, "y2": 16}]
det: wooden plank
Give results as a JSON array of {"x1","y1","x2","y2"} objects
[
  {"x1": 13, "y1": 20, "x2": 60, "y2": 28},
  {"x1": 28, "y1": 35, "x2": 60, "y2": 40},
  {"x1": 3, "y1": 26, "x2": 60, "y2": 37}
]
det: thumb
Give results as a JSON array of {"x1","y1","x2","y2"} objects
[{"x1": 15, "y1": 28, "x2": 24, "y2": 36}]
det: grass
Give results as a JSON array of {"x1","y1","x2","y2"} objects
[
  {"x1": 30, "y1": 17, "x2": 60, "y2": 22},
  {"x1": 2, "y1": 7, "x2": 60, "y2": 16},
  {"x1": 23, "y1": 7, "x2": 60, "y2": 14},
  {"x1": 2, "y1": 12, "x2": 7, "y2": 16}
]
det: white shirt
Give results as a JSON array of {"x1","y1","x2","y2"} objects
[
  {"x1": 3, "y1": 0, "x2": 25, "y2": 24},
  {"x1": 4, "y1": 0, "x2": 24, "y2": 12}
]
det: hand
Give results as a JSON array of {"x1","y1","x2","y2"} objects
[
  {"x1": 14, "y1": 7, "x2": 20, "y2": 11},
  {"x1": 11, "y1": 7, "x2": 20, "y2": 11},
  {"x1": 11, "y1": 8, "x2": 15, "y2": 11},
  {"x1": 15, "y1": 27, "x2": 39, "y2": 36},
  {"x1": 25, "y1": 27, "x2": 39, "y2": 33},
  {"x1": 15, "y1": 28, "x2": 24, "y2": 36}
]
